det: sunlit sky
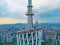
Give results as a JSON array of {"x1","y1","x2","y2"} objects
[{"x1": 0, "y1": 0, "x2": 60, "y2": 24}]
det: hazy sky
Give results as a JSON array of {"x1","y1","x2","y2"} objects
[{"x1": 0, "y1": 0, "x2": 60, "y2": 24}]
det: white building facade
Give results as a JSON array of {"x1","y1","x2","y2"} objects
[{"x1": 16, "y1": 28, "x2": 42, "y2": 45}]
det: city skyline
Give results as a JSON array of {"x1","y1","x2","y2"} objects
[{"x1": 0, "y1": 0, "x2": 60, "y2": 24}]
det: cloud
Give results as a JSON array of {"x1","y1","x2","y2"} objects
[
  {"x1": 0, "y1": 0, "x2": 27, "y2": 19},
  {"x1": 0, "y1": 0, "x2": 60, "y2": 23},
  {"x1": 0, "y1": 1, "x2": 10, "y2": 17},
  {"x1": 36, "y1": 9, "x2": 60, "y2": 23},
  {"x1": 5, "y1": 0, "x2": 27, "y2": 12}
]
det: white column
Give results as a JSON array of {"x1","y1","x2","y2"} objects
[
  {"x1": 38, "y1": 30, "x2": 41, "y2": 45},
  {"x1": 19, "y1": 34, "x2": 21, "y2": 45},
  {"x1": 16, "y1": 34, "x2": 19, "y2": 45},
  {"x1": 56, "y1": 40, "x2": 57, "y2": 45},
  {"x1": 22, "y1": 34, "x2": 25, "y2": 45},
  {"x1": 36, "y1": 31, "x2": 37, "y2": 45},
  {"x1": 28, "y1": 0, "x2": 32, "y2": 6},
  {"x1": 31, "y1": 32, "x2": 33, "y2": 45},
  {"x1": 28, "y1": 16, "x2": 33, "y2": 30},
  {"x1": 26, "y1": 33, "x2": 29, "y2": 45},
  {"x1": 39, "y1": 30, "x2": 42, "y2": 39}
]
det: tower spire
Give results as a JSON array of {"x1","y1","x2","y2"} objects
[{"x1": 26, "y1": 0, "x2": 34, "y2": 30}]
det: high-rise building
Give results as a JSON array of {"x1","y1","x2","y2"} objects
[{"x1": 16, "y1": 0, "x2": 42, "y2": 45}]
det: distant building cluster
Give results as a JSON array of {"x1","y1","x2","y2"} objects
[
  {"x1": 0, "y1": 24, "x2": 60, "y2": 45},
  {"x1": 0, "y1": 24, "x2": 26, "y2": 43},
  {"x1": 42, "y1": 26, "x2": 60, "y2": 45}
]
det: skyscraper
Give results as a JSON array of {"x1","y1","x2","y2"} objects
[{"x1": 16, "y1": 0, "x2": 42, "y2": 45}]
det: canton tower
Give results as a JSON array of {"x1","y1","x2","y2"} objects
[{"x1": 26, "y1": 0, "x2": 34, "y2": 30}]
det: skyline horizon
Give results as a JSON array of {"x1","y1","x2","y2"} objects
[{"x1": 0, "y1": 17, "x2": 60, "y2": 24}]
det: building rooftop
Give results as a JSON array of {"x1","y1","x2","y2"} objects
[{"x1": 17, "y1": 27, "x2": 42, "y2": 34}]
